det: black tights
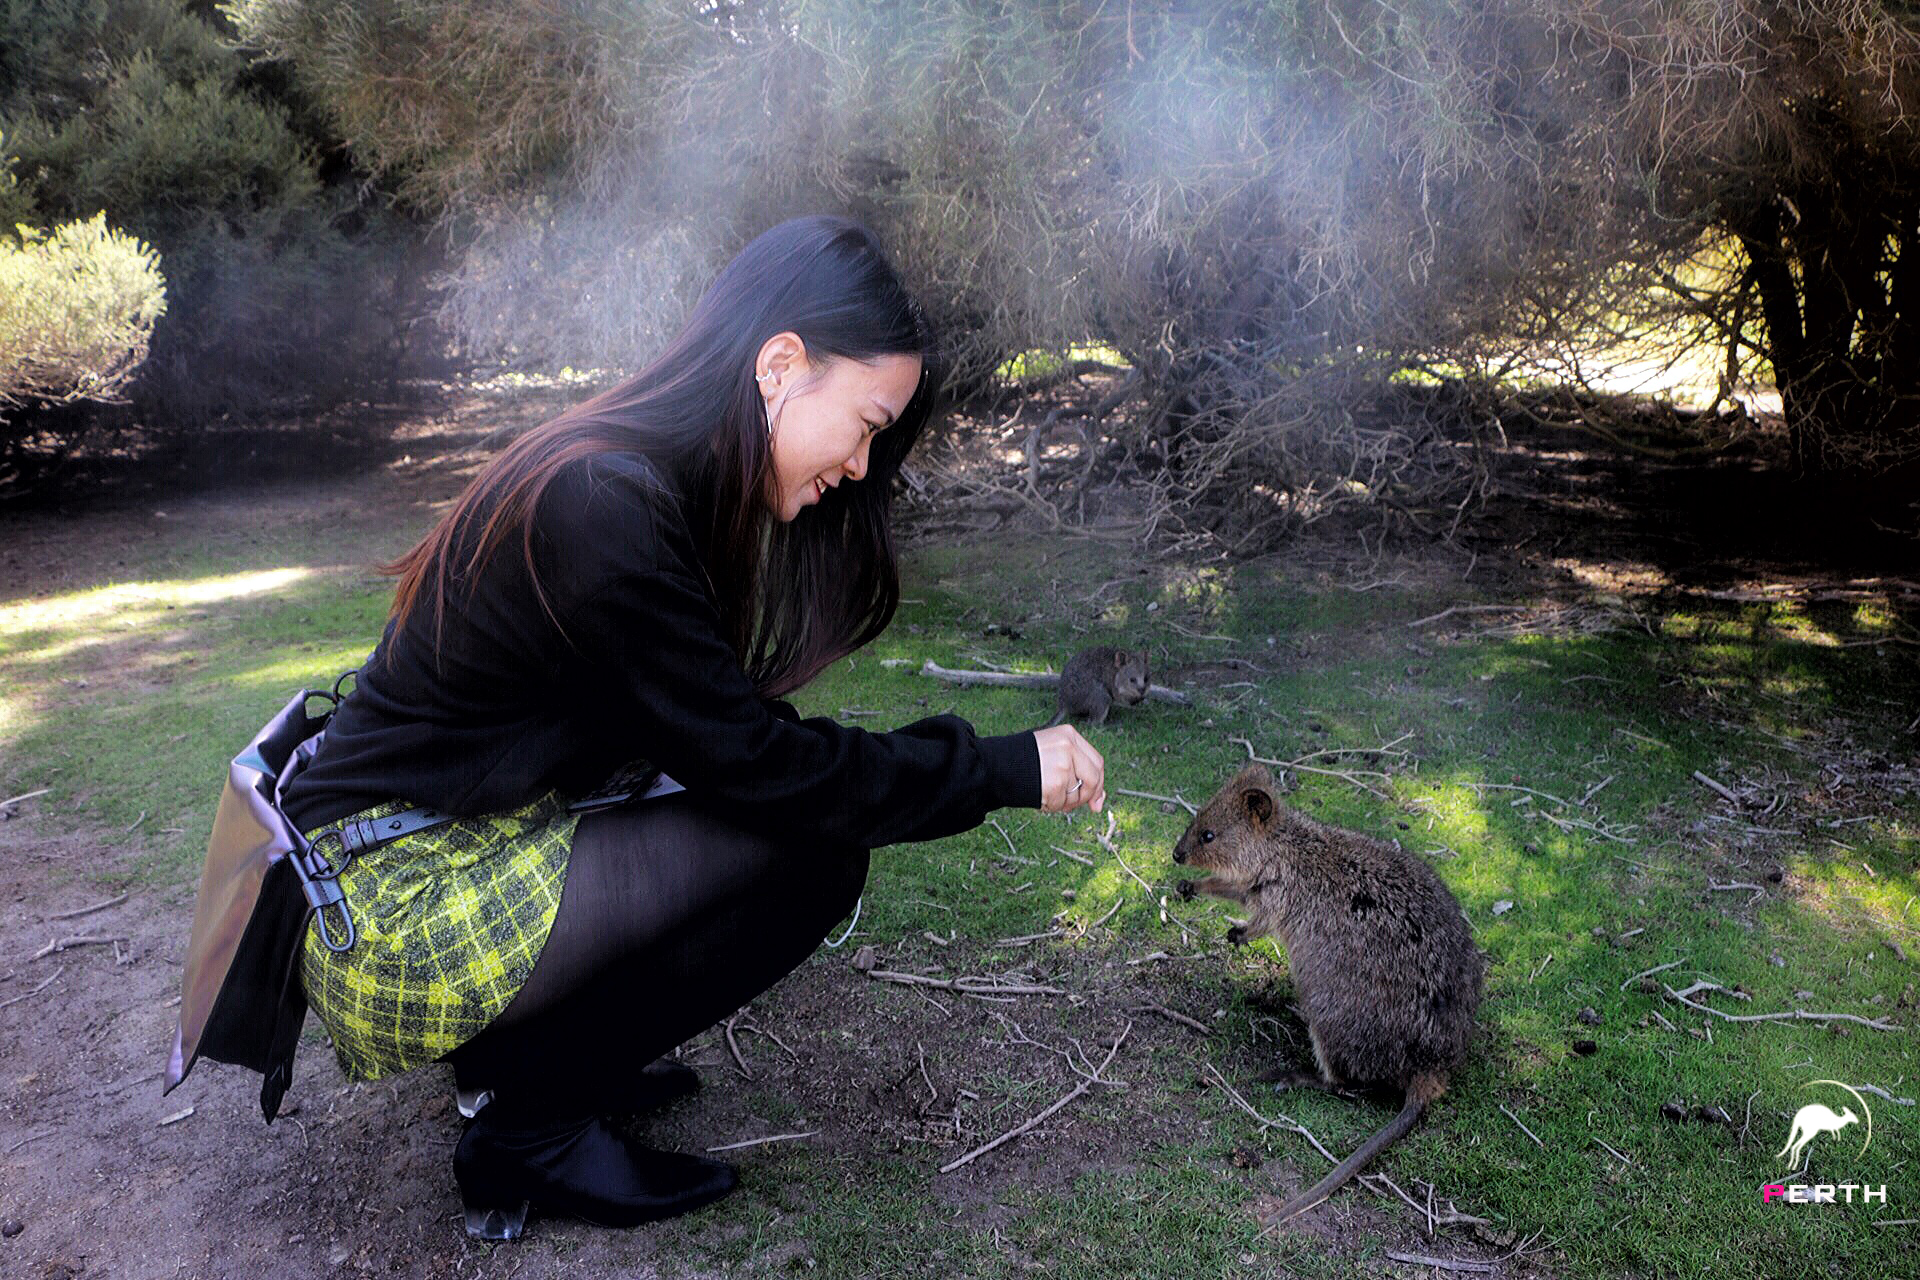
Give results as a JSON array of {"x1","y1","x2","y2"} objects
[{"x1": 444, "y1": 793, "x2": 868, "y2": 1123}]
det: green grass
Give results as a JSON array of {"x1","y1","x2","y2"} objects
[
  {"x1": 994, "y1": 343, "x2": 1129, "y2": 383},
  {"x1": 3, "y1": 514, "x2": 1915, "y2": 1277}
]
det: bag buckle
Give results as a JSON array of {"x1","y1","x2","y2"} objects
[{"x1": 298, "y1": 830, "x2": 357, "y2": 953}]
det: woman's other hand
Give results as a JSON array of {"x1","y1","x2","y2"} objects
[{"x1": 1034, "y1": 724, "x2": 1106, "y2": 814}]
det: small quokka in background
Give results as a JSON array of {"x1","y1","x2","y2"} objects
[
  {"x1": 1173, "y1": 763, "x2": 1483, "y2": 1222},
  {"x1": 1048, "y1": 646, "x2": 1149, "y2": 726}
]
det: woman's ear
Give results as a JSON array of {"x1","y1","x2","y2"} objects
[{"x1": 755, "y1": 331, "x2": 810, "y2": 403}]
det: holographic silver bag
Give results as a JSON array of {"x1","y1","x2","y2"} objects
[{"x1": 164, "y1": 675, "x2": 360, "y2": 1121}]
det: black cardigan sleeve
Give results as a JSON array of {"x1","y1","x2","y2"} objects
[{"x1": 542, "y1": 455, "x2": 1040, "y2": 849}]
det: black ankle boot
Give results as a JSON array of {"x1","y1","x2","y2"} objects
[
  {"x1": 455, "y1": 1058, "x2": 699, "y2": 1123},
  {"x1": 454, "y1": 1109, "x2": 738, "y2": 1240}
]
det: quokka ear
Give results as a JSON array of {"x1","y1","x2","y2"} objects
[
  {"x1": 1112, "y1": 650, "x2": 1129, "y2": 669},
  {"x1": 1244, "y1": 785, "x2": 1274, "y2": 827}
]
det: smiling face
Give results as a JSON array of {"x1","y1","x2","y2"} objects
[{"x1": 757, "y1": 334, "x2": 922, "y2": 522}]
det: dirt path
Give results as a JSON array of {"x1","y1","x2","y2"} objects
[
  {"x1": 0, "y1": 402, "x2": 1318, "y2": 1280},
  {"x1": 0, "y1": 394, "x2": 726, "y2": 1278},
  {"x1": 4, "y1": 397, "x2": 1911, "y2": 1278}
]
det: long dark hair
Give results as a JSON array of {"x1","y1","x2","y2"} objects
[{"x1": 385, "y1": 216, "x2": 940, "y2": 696}]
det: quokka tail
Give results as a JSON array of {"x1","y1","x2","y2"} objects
[{"x1": 1262, "y1": 1095, "x2": 1426, "y2": 1224}]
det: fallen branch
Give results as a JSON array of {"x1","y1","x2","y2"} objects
[
  {"x1": 1202, "y1": 1062, "x2": 1339, "y2": 1165},
  {"x1": 705, "y1": 1130, "x2": 817, "y2": 1153},
  {"x1": 1591, "y1": 1136, "x2": 1632, "y2": 1166},
  {"x1": 1499, "y1": 1103, "x2": 1545, "y2": 1149},
  {"x1": 917, "y1": 1041, "x2": 938, "y2": 1104},
  {"x1": 1620, "y1": 958, "x2": 1685, "y2": 991},
  {"x1": 1664, "y1": 981, "x2": 1901, "y2": 1032},
  {"x1": 1467, "y1": 781, "x2": 1572, "y2": 808},
  {"x1": 1142, "y1": 683, "x2": 1193, "y2": 707},
  {"x1": 1384, "y1": 1251, "x2": 1494, "y2": 1275},
  {"x1": 3, "y1": 1128, "x2": 55, "y2": 1155},
  {"x1": 723, "y1": 1014, "x2": 754, "y2": 1080},
  {"x1": 31, "y1": 935, "x2": 126, "y2": 961},
  {"x1": 995, "y1": 929, "x2": 1065, "y2": 947},
  {"x1": 1283, "y1": 733, "x2": 1416, "y2": 767},
  {"x1": 1359, "y1": 1173, "x2": 1492, "y2": 1229},
  {"x1": 1693, "y1": 771, "x2": 1741, "y2": 806},
  {"x1": 0, "y1": 967, "x2": 62, "y2": 1011},
  {"x1": 1229, "y1": 737, "x2": 1390, "y2": 799},
  {"x1": 736, "y1": 1019, "x2": 800, "y2": 1063},
  {"x1": 1406, "y1": 605, "x2": 1521, "y2": 628},
  {"x1": 1614, "y1": 726, "x2": 1669, "y2": 749},
  {"x1": 1538, "y1": 810, "x2": 1639, "y2": 844},
  {"x1": 938, "y1": 1021, "x2": 1130, "y2": 1173},
  {"x1": 1115, "y1": 787, "x2": 1197, "y2": 815},
  {"x1": 920, "y1": 660, "x2": 1054, "y2": 689},
  {"x1": 1110, "y1": 845, "x2": 1157, "y2": 898},
  {"x1": 1130, "y1": 1001, "x2": 1209, "y2": 1034},
  {"x1": 920, "y1": 657, "x2": 1196, "y2": 705},
  {"x1": 47, "y1": 893, "x2": 128, "y2": 922},
  {"x1": 866, "y1": 970, "x2": 1065, "y2": 997}
]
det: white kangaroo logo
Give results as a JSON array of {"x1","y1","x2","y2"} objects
[
  {"x1": 1776, "y1": 1081, "x2": 1873, "y2": 1168},
  {"x1": 1776, "y1": 1104, "x2": 1857, "y2": 1166}
]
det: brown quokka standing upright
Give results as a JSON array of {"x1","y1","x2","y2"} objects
[
  {"x1": 1173, "y1": 764, "x2": 1483, "y2": 1222},
  {"x1": 1046, "y1": 646, "x2": 1149, "y2": 727}
]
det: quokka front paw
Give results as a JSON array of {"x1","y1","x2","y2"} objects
[
  {"x1": 1227, "y1": 924, "x2": 1248, "y2": 946},
  {"x1": 1177, "y1": 879, "x2": 1198, "y2": 901}
]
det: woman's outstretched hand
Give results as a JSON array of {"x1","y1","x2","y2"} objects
[{"x1": 1034, "y1": 724, "x2": 1106, "y2": 814}]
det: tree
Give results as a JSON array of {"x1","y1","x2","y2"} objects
[
  {"x1": 230, "y1": 0, "x2": 1920, "y2": 534},
  {"x1": 1550, "y1": 0, "x2": 1920, "y2": 476},
  {"x1": 1, "y1": 0, "x2": 439, "y2": 427}
]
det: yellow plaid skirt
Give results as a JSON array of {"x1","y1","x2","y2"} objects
[{"x1": 299, "y1": 792, "x2": 580, "y2": 1080}]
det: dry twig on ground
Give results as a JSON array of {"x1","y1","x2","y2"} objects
[
  {"x1": 1664, "y1": 980, "x2": 1901, "y2": 1032},
  {"x1": 938, "y1": 1019, "x2": 1131, "y2": 1174}
]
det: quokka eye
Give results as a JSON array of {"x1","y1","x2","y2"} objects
[{"x1": 1201, "y1": 830, "x2": 1215, "y2": 843}]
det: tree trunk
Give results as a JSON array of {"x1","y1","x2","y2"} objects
[{"x1": 1733, "y1": 198, "x2": 1901, "y2": 476}]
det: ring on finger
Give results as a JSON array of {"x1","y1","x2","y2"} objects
[{"x1": 1067, "y1": 777, "x2": 1083, "y2": 793}]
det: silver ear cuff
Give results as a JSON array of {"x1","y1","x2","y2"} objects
[{"x1": 755, "y1": 373, "x2": 775, "y2": 383}]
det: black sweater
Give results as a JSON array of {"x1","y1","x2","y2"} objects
[{"x1": 280, "y1": 451, "x2": 1041, "y2": 846}]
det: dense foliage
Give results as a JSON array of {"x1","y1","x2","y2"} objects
[
  {"x1": 0, "y1": 211, "x2": 167, "y2": 412},
  {"x1": 8, "y1": 2, "x2": 1913, "y2": 514},
  {"x1": 0, "y1": 0, "x2": 438, "y2": 436},
  {"x1": 224, "y1": 1, "x2": 1920, "y2": 532}
]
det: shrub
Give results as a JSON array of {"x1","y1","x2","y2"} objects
[{"x1": 0, "y1": 211, "x2": 166, "y2": 409}]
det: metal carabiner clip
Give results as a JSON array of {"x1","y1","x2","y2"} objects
[
  {"x1": 305, "y1": 829, "x2": 349, "y2": 880},
  {"x1": 296, "y1": 831, "x2": 357, "y2": 952},
  {"x1": 312, "y1": 894, "x2": 357, "y2": 953}
]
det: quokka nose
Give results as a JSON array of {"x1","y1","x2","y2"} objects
[{"x1": 1172, "y1": 846, "x2": 1188, "y2": 864}]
